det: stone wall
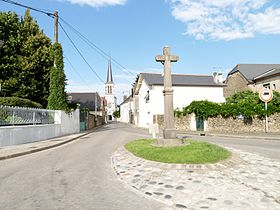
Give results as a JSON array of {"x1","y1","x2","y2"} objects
[
  {"x1": 224, "y1": 72, "x2": 250, "y2": 98},
  {"x1": 154, "y1": 113, "x2": 280, "y2": 133},
  {"x1": 88, "y1": 114, "x2": 104, "y2": 129},
  {"x1": 207, "y1": 113, "x2": 280, "y2": 133},
  {"x1": 153, "y1": 114, "x2": 192, "y2": 131}
]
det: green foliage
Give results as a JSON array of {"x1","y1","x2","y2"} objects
[
  {"x1": 113, "y1": 110, "x2": 120, "y2": 118},
  {"x1": 183, "y1": 100, "x2": 221, "y2": 119},
  {"x1": 175, "y1": 90, "x2": 280, "y2": 119},
  {"x1": 47, "y1": 43, "x2": 69, "y2": 111},
  {"x1": 0, "y1": 10, "x2": 53, "y2": 107},
  {"x1": 0, "y1": 97, "x2": 42, "y2": 108},
  {"x1": 125, "y1": 139, "x2": 231, "y2": 164}
]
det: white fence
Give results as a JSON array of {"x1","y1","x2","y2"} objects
[
  {"x1": 0, "y1": 107, "x2": 80, "y2": 147},
  {"x1": 0, "y1": 105, "x2": 55, "y2": 126}
]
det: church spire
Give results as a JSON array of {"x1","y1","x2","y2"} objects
[{"x1": 106, "y1": 59, "x2": 113, "y2": 84}]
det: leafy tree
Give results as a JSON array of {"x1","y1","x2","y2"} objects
[
  {"x1": 0, "y1": 10, "x2": 53, "y2": 107},
  {"x1": 47, "y1": 43, "x2": 68, "y2": 111},
  {"x1": 113, "y1": 110, "x2": 120, "y2": 118}
]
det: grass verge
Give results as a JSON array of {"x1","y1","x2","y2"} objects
[{"x1": 125, "y1": 139, "x2": 231, "y2": 164}]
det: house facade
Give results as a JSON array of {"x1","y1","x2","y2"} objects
[
  {"x1": 121, "y1": 73, "x2": 225, "y2": 128},
  {"x1": 119, "y1": 95, "x2": 134, "y2": 123},
  {"x1": 224, "y1": 64, "x2": 280, "y2": 98},
  {"x1": 67, "y1": 92, "x2": 104, "y2": 130}
]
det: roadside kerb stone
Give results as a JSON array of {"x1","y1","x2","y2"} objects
[
  {"x1": 111, "y1": 146, "x2": 280, "y2": 210},
  {"x1": 0, "y1": 131, "x2": 92, "y2": 160}
]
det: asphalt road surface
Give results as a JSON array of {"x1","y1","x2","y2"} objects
[
  {"x1": 189, "y1": 135, "x2": 280, "y2": 160},
  {"x1": 0, "y1": 122, "x2": 279, "y2": 210},
  {"x1": 0, "y1": 123, "x2": 166, "y2": 210}
]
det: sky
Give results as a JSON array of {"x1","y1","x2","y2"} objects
[{"x1": 1, "y1": 0, "x2": 280, "y2": 103}]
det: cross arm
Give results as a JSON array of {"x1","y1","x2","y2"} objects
[{"x1": 155, "y1": 55, "x2": 179, "y2": 62}]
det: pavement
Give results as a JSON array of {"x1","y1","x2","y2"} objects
[
  {"x1": 0, "y1": 131, "x2": 90, "y2": 160},
  {"x1": 112, "y1": 145, "x2": 280, "y2": 210},
  {"x1": 1, "y1": 128, "x2": 280, "y2": 209}
]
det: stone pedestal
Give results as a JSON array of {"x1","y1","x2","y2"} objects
[
  {"x1": 156, "y1": 137, "x2": 184, "y2": 147},
  {"x1": 163, "y1": 128, "x2": 177, "y2": 139}
]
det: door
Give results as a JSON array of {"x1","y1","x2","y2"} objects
[
  {"x1": 80, "y1": 110, "x2": 88, "y2": 131},
  {"x1": 196, "y1": 116, "x2": 204, "y2": 131}
]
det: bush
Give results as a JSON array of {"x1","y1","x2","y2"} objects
[
  {"x1": 175, "y1": 91, "x2": 280, "y2": 119},
  {"x1": 0, "y1": 97, "x2": 42, "y2": 108},
  {"x1": 113, "y1": 110, "x2": 120, "y2": 118}
]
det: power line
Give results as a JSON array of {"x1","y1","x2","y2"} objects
[
  {"x1": 1, "y1": 0, "x2": 135, "y2": 82},
  {"x1": 58, "y1": 21, "x2": 104, "y2": 83},
  {"x1": 64, "y1": 56, "x2": 93, "y2": 89},
  {"x1": 0, "y1": 0, "x2": 54, "y2": 17},
  {"x1": 59, "y1": 17, "x2": 135, "y2": 77}
]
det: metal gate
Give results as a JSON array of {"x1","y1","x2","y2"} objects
[
  {"x1": 196, "y1": 116, "x2": 204, "y2": 131},
  {"x1": 80, "y1": 110, "x2": 88, "y2": 131}
]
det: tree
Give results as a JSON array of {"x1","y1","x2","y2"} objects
[
  {"x1": 113, "y1": 110, "x2": 120, "y2": 118},
  {"x1": 0, "y1": 10, "x2": 53, "y2": 107},
  {"x1": 47, "y1": 43, "x2": 69, "y2": 111}
]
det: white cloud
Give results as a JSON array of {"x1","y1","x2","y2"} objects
[
  {"x1": 170, "y1": 0, "x2": 280, "y2": 41},
  {"x1": 61, "y1": 0, "x2": 127, "y2": 8}
]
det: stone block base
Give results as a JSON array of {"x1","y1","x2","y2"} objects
[{"x1": 163, "y1": 129, "x2": 177, "y2": 139}]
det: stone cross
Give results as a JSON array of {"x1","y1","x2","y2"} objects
[{"x1": 155, "y1": 46, "x2": 179, "y2": 139}]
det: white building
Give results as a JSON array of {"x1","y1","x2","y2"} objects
[
  {"x1": 119, "y1": 95, "x2": 134, "y2": 123},
  {"x1": 104, "y1": 60, "x2": 117, "y2": 121},
  {"x1": 121, "y1": 73, "x2": 225, "y2": 128}
]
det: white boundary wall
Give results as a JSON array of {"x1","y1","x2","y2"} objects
[{"x1": 0, "y1": 110, "x2": 80, "y2": 146}]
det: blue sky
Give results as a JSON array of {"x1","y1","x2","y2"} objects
[{"x1": 1, "y1": 0, "x2": 280, "y2": 103}]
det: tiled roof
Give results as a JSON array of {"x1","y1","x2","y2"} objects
[
  {"x1": 67, "y1": 92, "x2": 101, "y2": 110},
  {"x1": 140, "y1": 73, "x2": 225, "y2": 87},
  {"x1": 228, "y1": 64, "x2": 280, "y2": 82},
  {"x1": 254, "y1": 68, "x2": 280, "y2": 80}
]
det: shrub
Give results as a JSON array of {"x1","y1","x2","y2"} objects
[
  {"x1": 0, "y1": 97, "x2": 42, "y2": 108},
  {"x1": 175, "y1": 91, "x2": 280, "y2": 119}
]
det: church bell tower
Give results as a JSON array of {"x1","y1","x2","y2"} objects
[{"x1": 105, "y1": 59, "x2": 116, "y2": 121}]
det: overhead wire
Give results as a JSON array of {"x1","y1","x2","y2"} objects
[
  {"x1": 64, "y1": 56, "x2": 93, "y2": 89},
  {"x1": 59, "y1": 17, "x2": 136, "y2": 77},
  {"x1": 1, "y1": 0, "x2": 135, "y2": 87},
  {"x1": 0, "y1": 0, "x2": 54, "y2": 17},
  {"x1": 58, "y1": 21, "x2": 104, "y2": 83}
]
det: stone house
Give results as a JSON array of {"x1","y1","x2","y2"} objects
[
  {"x1": 224, "y1": 64, "x2": 280, "y2": 98},
  {"x1": 67, "y1": 92, "x2": 104, "y2": 130},
  {"x1": 120, "y1": 73, "x2": 225, "y2": 128}
]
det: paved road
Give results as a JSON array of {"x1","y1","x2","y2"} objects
[
  {"x1": 0, "y1": 123, "x2": 166, "y2": 210},
  {"x1": 1, "y1": 123, "x2": 279, "y2": 210},
  {"x1": 190, "y1": 135, "x2": 280, "y2": 160}
]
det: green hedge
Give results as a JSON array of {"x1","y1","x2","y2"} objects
[
  {"x1": 175, "y1": 91, "x2": 280, "y2": 119},
  {"x1": 0, "y1": 97, "x2": 42, "y2": 108}
]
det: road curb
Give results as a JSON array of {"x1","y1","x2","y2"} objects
[
  {"x1": 203, "y1": 133, "x2": 280, "y2": 141},
  {"x1": 0, "y1": 129, "x2": 98, "y2": 161}
]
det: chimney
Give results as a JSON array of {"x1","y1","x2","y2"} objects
[
  {"x1": 123, "y1": 95, "x2": 127, "y2": 102},
  {"x1": 217, "y1": 72, "x2": 223, "y2": 83},
  {"x1": 213, "y1": 72, "x2": 218, "y2": 83}
]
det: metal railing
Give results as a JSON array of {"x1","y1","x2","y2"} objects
[{"x1": 0, "y1": 105, "x2": 55, "y2": 126}]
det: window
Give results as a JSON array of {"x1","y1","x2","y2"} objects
[
  {"x1": 263, "y1": 83, "x2": 270, "y2": 89},
  {"x1": 273, "y1": 84, "x2": 277, "y2": 90},
  {"x1": 144, "y1": 91, "x2": 150, "y2": 103}
]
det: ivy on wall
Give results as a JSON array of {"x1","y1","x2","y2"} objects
[{"x1": 175, "y1": 91, "x2": 280, "y2": 119}]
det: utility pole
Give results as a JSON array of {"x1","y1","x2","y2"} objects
[{"x1": 54, "y1": 11, "x2": 58, "y2": 43}]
